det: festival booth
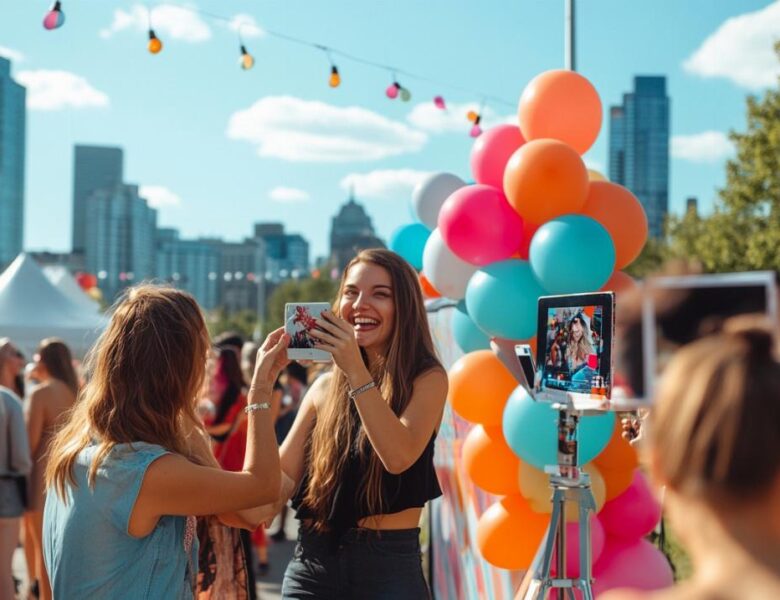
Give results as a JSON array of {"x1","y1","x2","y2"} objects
[{"x1": 0, "y1": 254, "x2": 106, "y2": 359}]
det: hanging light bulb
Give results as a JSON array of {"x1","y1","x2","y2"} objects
[
  {"x1": 239, "y1": 45, "x2": 254, "y2": 70},
  {"x1": 469, "y1": 115, "x2": 483, "y2": 137},
  {"x1": 399, "y1": 87, "x2": 412, "y2": 102},
  {"x1": 329, "y1": 65, "x2": 341, "y2": 88},
  {"x1": 43, "y1": 1, "x2": 65, "y2": 30},
  {"x1": 433, "y1": 96, "x2": 446, "y2": 110},
  {"x1": 148, "y1": 29, "x2": 163, "y2": 54},
  {"x1": 466, "y1": 110, "x2": 479, "y2": 123},
  {"x1": 386, "y1": 81, "x2": 401, "y2": 100}
]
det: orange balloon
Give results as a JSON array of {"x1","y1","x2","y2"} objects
[
  {"x1": 463, "y1": 425, "x2": 521, "y2": 495},
  {"x1": 598, "y1": 465, "x2": 637, "y2": 502},
  {"x1": 419, "y1": 273, "x2": 441, "y2": 299},
  {"x1": 477, "y1": 495, "x2": 550, "y2": 570},
  {"x1": 593, "y1": 422, "x2": 639, "y2": 500},
  {"x1": 580, "y1": 181, "x2": 648, "y2": 269},
  {"x1": 588, "y1": 169, "x2": 608, "y2": 182},
  {"x1": 448, "y1": 350, "x2": 518, "y2": 426},
  {"x1": 601, "y1": 271, "x2": 637, "y2": 297},
  {"x1": 503, "y1": 139, "x2": 589, "y2": 225},
  {"x1": 518, "y1": 69, "x2": 602, "y2": 155}
]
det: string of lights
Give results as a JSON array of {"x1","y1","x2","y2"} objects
[{"x1": 41, "y1": 0, "x2": 518, "y2": 136}]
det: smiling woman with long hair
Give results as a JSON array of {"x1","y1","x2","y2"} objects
[
  {"x1": 43, "y1": 285, "x2": 287, "y2": 599},
  {"x1": 276, "y1": 248, "x2": 448, "y2": 599}
]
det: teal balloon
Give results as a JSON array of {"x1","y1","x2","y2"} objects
[
  {"x1": 529, "y1": 214, "x2": 615, "y2": 294},
  {"x1": 502, "y1": 386, "x2": 615, "y2": 470},
  {"x1": 389, "y1": 223, "x2": 431, "y2": 270},
  {"x1": 452, "y1": 301, "x2": 490, "y2": 353},
  {"x1": 465, "y1": 259, "x2": 546, "y2": 340}
]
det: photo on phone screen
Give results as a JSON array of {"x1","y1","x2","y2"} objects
[{"x1": 284, "y1": 302, "x2": 332, "y2": 361}]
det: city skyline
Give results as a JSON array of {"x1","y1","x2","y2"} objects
[{"x1": 1, "y1": 1, "x2": 778, "y2": 259}]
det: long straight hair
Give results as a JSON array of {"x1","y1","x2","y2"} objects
[
  {"x1": 37, "y1": 338, "x2": 79, "y2": 397},
  {"x1": 303, "y1": 249, "x2": 442, "y2": 528},
  {"x1": 46, "y1": 285, "x2": 211, "y2": 500}
]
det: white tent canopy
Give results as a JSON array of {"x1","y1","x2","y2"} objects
[
  {"x1": 43, "y1": 265, "x2": 101, "y2": 314},
  {"x1": 0, "y1": 254, "x2": 107, "y2": 358}
]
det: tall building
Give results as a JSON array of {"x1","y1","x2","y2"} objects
[
  {"x1": 72, "y1": 145, "x2": 124, "y2": 253},
  {"x1": 84, "y1": 184, "x2": 157, "y2": 300},
  {"x1": 329, "y1": 194, "x2": 385, "y2": 271},
  {"x1": 0, "y1": 57, "x2": 26, "y2": 270},
  {"x1": 156, "y1": 228, "x2": 220, "y2": 310},
  {"x1": 206, "y1": 238, "x2": 267, "y2": 317},
  {"x1": 609, "y1": 76, "x2": 670, "y2": 237},
  {"x1": 254, "y1": 222, "x2": 310, "y2": 282}
]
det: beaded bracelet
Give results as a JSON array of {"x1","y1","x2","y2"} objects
[
  {"x1": 348, "y1": 380, "x2": 376, "y2": 401},
  {"x1": 244, "y1": 402, "x2": 271, "y2": 414}
]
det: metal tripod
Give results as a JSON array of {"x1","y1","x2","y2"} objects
[{"x1": 520, "y1": 406, "x2": 596, "y2": 600}]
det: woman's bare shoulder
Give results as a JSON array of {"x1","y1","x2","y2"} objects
[{"x1": 306, "y1": 371, "x2": 333, "y2": 411}]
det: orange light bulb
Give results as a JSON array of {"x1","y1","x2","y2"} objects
[
  {"x1": 239, "y1": 45, "x2": 254, "y2": 70},
  {"x1": 329, "y1": 65, "x2": 341, "y2": 88},
  {"x1": 467, "y1": 110, "x2": 478, "y2": 123},
  {"x1": 148, "y1": 30, "x2": 163, "y2": 54}
]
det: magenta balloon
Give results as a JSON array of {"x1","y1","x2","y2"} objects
[
  {"x1": 551, "y1": 517, "x2": 605, "y2": 579},
  {"x1": 598, "y1": 470, "x2": 662, "y2": 540},
  {"x1": 470, "y1": 124, "x2": 525, "y2": 188},
  {"x1": 593, "y1": 538, "x2": 674, "y2": 595},
  {"x1": 438, "y1": 184, "x2": 524, "y2": 266}
]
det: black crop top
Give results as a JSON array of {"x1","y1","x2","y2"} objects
[{"x1": 291, "y1": 410, "x2": 442, "y2": 534}]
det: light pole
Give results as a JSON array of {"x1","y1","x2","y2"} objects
[{"x1": 565, "y1": 0, "x2": 576, "y2": 71}]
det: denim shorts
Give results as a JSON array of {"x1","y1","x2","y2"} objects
[{"x1": 281, "y1": 526, "x2": 431, "y2": 600}]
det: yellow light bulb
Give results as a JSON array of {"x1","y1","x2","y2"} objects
[
  {"x1": 148, "y1": 30, "x2": 163, "y2": 54},
  {"x1": 329, "y1": 65, "x2": 341, "y2": 88},
  {"x1": 239, "y1": 45, "x2": 254, "y2": 70}
]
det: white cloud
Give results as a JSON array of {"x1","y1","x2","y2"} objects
[
  {"x1": 671, "y1": 131, "x2": 734, "y2": 163},
  {"x1": 407, "y1": 101, "x2": 515, "y2": 134},
  {"x1": 140, "y1": 185, "x2": 183, "y2": 209},
  {"x1": 683, "y1": 0, "x2": 780, "y2": 89},
  {"x1": 227, "y1": 14, "x2": 265, "y2": 39},
  {"x1": 340, "y1": 169, "x2": 434, "y2": 200},
  {"x1": 16, "y1": 70, "x2": 109, "y2": 111},
  {"x1": 100, "y1": 4, "x2": 211, "y2": 42},
  {"x1": 0, "y1": 46, "x2": 24, "y2": 63},
  {"x1": 227, "y1": 96, "x2": 428, "y2": 162},
  {"x1": 269, "y1": 186, "x2": 310, "y2": 203}
]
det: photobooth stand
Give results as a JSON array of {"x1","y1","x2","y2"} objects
[{"x1": 520, "y1": 396, "x2": 603, "y2": 600}]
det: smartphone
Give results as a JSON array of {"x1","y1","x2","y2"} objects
[
  {"x1": 489, "y1": 338, "x2": 535, "y2": 396},
  {"x1": 284, "y1": 302, "x2": 332, "y2": 362},
  {"x1": 514, "y1": 344, "x2": 536, "y2": 390}
]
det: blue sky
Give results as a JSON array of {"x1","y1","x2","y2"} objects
[{"x1": 1, "y1": 0, "x2": 779, "y2": 259}]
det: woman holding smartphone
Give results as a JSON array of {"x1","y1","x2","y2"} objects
[
  {"x1": 277, "y1": 248, "x2": 448, "y2": 600},
  {"x1": 43, "y1": 285, "x2": 287, "y2": 599}
]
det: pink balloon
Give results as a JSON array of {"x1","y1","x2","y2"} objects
[
  {"x1": 470, "y1": 124, "x2": 526, "y2": 188},
  {"x1": 551, "y1": 517, "x2": 606, "y2": 579},
  {"x1": 593, "y1": 537, "x2": 674, "y2": 595},
  {"x1": 599, "y1": 470, "x2": 662, "y2": 540},
  {"x1": 438, "y1": 184, "x2": 524, "y2": 266}
]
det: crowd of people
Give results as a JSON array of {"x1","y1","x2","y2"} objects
[{"x1": 0, "y1": 247, "x2": 778, "y2": 599}]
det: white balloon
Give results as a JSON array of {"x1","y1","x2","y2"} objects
[
  {"x1": 412, "y1": 172, "x2": 466, "y2": 230},
  {"x1": 422, "y1": 229, "x2": 477, "y2": 300}
]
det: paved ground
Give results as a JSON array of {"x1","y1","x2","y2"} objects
[{"x1": 12, "y1": 512, "x2": 298, "y2": 600}]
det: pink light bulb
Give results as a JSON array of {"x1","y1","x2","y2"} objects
[
  {"x1": 433, "y1": 95, "x2": 446, "y2": 110},
  {"x1": 470, "y1": 124, "x2": 483, "y2": 138},
  {"x1": 386, "y1": 82, "x2": 400, "y2": 99},
  {"x1": 43, "y1": 2, "x2": 65, "y2": 30}
]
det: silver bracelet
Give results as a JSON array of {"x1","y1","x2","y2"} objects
[
  {"x1": 244, "y1": 402, "x2": 271, "y2": 414},
  {"x1": 348, "y1": 380, "x2": 376, "y2": 401}
]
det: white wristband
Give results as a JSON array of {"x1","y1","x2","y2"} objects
[{"x1": 245, "y1": 402, "x2": 271, "y2": 414}]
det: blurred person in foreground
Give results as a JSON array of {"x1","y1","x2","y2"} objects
[
  {"x1": 276, "y1": 248, "x2": 448, "y2": 599},
  {"x1": 42, "y1": 286, "x2": 286, "y2": 599},
  {"x1": 603, "y1": 318, "x2": 780, "y2": 600},
  {"x1": 0, "y1": 339, "x2": 32, "y2": 600},
  {"x1": 23, "y1": 339, "x2": 79, "y2": 600}
]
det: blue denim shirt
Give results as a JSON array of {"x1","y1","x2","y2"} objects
[{"x1": 44, "y1": 442, "x2": 198, "y2": 599}]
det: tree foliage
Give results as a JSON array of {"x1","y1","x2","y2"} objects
[{"x1": 265, "y1": 277, "x2": 340, "y2": 331}]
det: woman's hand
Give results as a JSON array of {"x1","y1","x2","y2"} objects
[
  {"x1": 308, "y1": 310, "x2": 365, "y2": 380},
  {"x1": 251, "y1": 327, "x2": 290, "y2": 391}
]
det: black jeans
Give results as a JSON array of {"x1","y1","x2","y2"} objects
[{"x1": 282, "y1": 527, "x2": 431, "y2": 600}]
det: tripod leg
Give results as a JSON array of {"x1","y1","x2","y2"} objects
[{"x1": 540, "y1": 488, "x2": 564, "y2": 580}]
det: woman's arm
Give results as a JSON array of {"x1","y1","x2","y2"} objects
[
  {"x1": 279, "y1": 373, "x2": 327, "y2": 485},
  {"x1": 129, "y1": 329, "x2": 289, "y2": 537},
  {"x1": 24, "y1": 385, "x2": 47, "y2": 457}
]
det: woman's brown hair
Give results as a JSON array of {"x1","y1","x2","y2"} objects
[
  {"x1": 46, "y1": 285, "x2": 211, "y2": 500},
  {"x1": 36, "y1": 338, "x2": 79, "y2": 397},
  {"x1": 304, "y1": 249, "x2": 442, "y2": 527},
  {"x1": 651, "y1": 316, "x2": 780, "y2": 504}
]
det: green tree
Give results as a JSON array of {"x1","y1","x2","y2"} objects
[
  {"x1": 265, "y1": 277, "x2": 340, "y2": 331},
  {"x1": 636, "y1": 42, "x2": 780, "y2": 275},
  {"x1": 206, "y1": 308, "x2": 260, "y2": 341}
]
